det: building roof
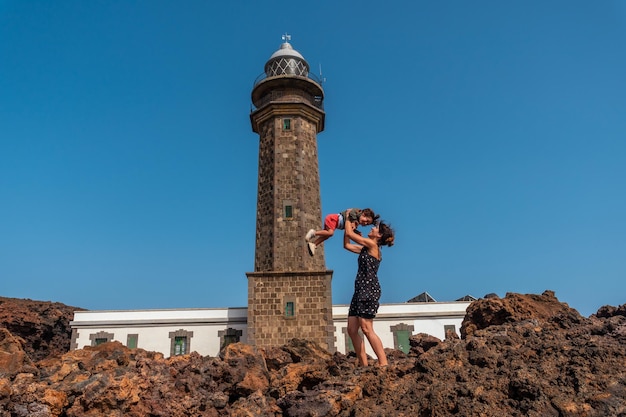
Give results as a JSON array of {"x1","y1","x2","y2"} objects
[
  {"x1": 264, "y1": 35, "x2": 309, "y2": 77},
  {"x1": 407, "y1": 292, "x2": 437, "y2": 303}
]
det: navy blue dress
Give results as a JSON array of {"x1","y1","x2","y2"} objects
[{"x1": 348, "y1": 247, "x2": 381, "y2": 318}]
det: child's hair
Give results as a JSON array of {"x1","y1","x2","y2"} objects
[
  {"x1": 377, "y1": 221, "x2": 395, "y2": 247},
  {"x1": 361, "y1": 208, "x2": 380, "y2": 224}
]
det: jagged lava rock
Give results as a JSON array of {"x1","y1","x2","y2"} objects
[
  {"x1": 0, "y1": 297, "x2": 83, "y2": 361},
  {"x1": 1, "y1": 291, "x2": 625, "y2": 416}
]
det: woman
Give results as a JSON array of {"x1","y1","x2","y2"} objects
[{"x1": 343, "y1": 218, "x2": 395, "y2": 367}]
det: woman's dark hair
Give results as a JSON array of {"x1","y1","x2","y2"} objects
[{"x1": 377, "y1": 221, "x2": 395, "y2": 247}]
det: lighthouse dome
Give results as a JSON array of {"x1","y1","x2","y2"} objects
[{"x1": 264, "y1": 40, "x2": 310, "y2": 77}]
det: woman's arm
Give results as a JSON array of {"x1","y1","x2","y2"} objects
[
  {"x1": 345, "y1": 219, "x2": 380, "y2": 259},
  {"x1": 345, "y1": 220, "x2": 372, "y2": 246},
  {"x1": 343, "y1": 220, "x2": 362, "y2": 254}
]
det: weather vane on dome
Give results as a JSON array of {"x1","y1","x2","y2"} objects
[{"x1": 282, "y1": 33, "x2": 291, "y2": 43}]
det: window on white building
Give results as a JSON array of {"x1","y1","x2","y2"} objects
[
  {"x1": 127, "y1": 334, "x2": 138, "y2": 349},
  {"x1": 390, "y1": 323, "x2": 415, "y2": 354},
  {"x1": 444, "y1": 324, "x2": 457, "y2": 339},
  {"x1": 174, "y1": 337, "x2": 187, "y2": 355},
  {"x1": 89, "y1": 331, "x2": 114, "y2": 347},
  {"x1": 169, "y1": 329, "x2": 193, "y2": 356},
  {"x1": 219, "y1": 327, "x2": 243, "y2": 350}
]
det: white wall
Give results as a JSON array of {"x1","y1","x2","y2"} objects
[
  {"x1": 71, "y1": 302, "x2": 470, "y2": 358},
  {"x1": 331, "y1": 302, "x2": 470, "y2": 356},
  {"x1": 72, "y1": 307, "x2": 248, "y2": 358}
]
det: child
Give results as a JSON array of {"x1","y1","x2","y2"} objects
[{"x1": 305, "y1": 208, "x2": 379, "y2": 256}]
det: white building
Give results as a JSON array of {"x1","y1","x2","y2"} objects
[{"x1": 70, "y1": 294, "x2": 473, "y2": 358}]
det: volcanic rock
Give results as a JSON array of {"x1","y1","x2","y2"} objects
[
  {"x1": 0, "y1": 297, "x2": 83, "y2": 361},
  {"x1": 1, "y1": 291, "x2": 625, "y2": 416}
]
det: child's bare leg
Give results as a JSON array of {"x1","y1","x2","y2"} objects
[{"x1": 313, "y1": 229, "x2": 334, "y2": 246}]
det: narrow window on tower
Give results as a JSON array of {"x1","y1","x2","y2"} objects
[
  {"x1": 285, "y1": 296, "x2": 296, "y2": 319},
  {"x1": 283, "y1": 200, "x2": 293, "y2": 220},
  {"x1": 285, "y1": 301, "x2": 295, "y2": 317},
  {"x1": 283, "y1": 118, "x2": 291, "y2": 130}
]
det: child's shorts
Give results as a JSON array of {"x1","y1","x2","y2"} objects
[{"x1": 324, "y1": 213, "x2": 342, "y2": 231}]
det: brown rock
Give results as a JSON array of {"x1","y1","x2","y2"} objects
[
  {"x1": 0, "y1": 296, "x2": 83, "y2": 361},
  {"x1": 408, "y1": 332, "x2": 441, "y2": 356},
  {"x1": 460, "y1": 290, "x2": 581, "y2": 338},
  {"x1": 0, "y1": 328, "x2": 33, "y2": 376},
  {"x1": 595, "y1": 303, "x2": 626, "y2": 318},
  {"x1": 1, "y1": 292, "x2": 625, "y2": 416}
]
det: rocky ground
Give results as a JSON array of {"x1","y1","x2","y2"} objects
[{"x1": 1, "y1": 291, "x2": 625, "y2": 416}]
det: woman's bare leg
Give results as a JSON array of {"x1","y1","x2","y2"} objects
[
  {"x1": 347, "y1": 316, "x2": 368, "y2": 366},
  {"x1": 359, "y1": 317, "x2": 388, "y2": 366}
]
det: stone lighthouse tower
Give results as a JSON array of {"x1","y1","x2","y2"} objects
[{"x1": 246, "y1": 35, "x2": 335, "y2": 352}]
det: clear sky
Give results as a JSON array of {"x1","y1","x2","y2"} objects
[{"x1": 1, "y1": 1, "x2": 625, "y2": 317}]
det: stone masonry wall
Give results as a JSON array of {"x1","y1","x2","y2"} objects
[
  {"x1": 246, "y1": 271, "x2": 335, "y2": 351},
  {"x1": 254, "y1": 120, "x2": 276, "y2": 272},
  {"x1": 254, "y1": 115, "x2": 325, "y2": 272},
  {"x1": 249, "y1": 74, "x2": 333, "y2": 350}
]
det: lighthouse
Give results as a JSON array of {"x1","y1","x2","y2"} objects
[{"x1": 246, "y1": 35, "x2": 335, "y2": 351}]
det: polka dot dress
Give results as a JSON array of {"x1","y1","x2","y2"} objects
[{"x1": 348, "y1": 247, "x2": 381, "y2": 318}]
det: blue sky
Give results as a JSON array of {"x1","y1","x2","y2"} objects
[{"x1": 1, "y1": 1, "x2": 625, "y2": 317}]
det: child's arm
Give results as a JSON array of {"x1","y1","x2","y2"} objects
[{"x1": 343, "y1": 208, "x2": 361, "y2": 234}]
